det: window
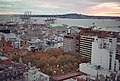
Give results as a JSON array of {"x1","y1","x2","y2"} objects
[
  {"x1": 109, "y1": 55, "x2": 112, "y2": 70},
  {"x1": 3, "y1": 49, "x2": 5, "y2": 51},
  {"x1": 109, "y1": 39, "x2": 112, "y2": 43},
  {"x1": 8, "y1": 54, "x2": 10, "y2": 56},
  {"x1": 114, "y1": 62, "x2": 116, "y2": 71},
  {"x1": 14, "y1": 53, "x2": 16, "y2": 55},
  {"x1": 3, "y1": 44, "x2": 4, "y2": 47},
  {"x1": 7, "y1": 73, "x2": 9, "y2": 76}
]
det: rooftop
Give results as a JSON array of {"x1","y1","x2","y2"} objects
[
  {"x1": 51, "y1": 72, "x2": 87, "y2": 81},
  {"x1": 79, "y1": 63, "x2": 111, "y2": 77},
  {"x1": 2, "y1": 42, "x2": 14, "y2": 51},
  {"x1": 0, "y1": 56, "x2": 8, "y2": 61},
  {"x1": 79, "y1": 28, "x2": 120, "y2": 38},
  {"x1": 50, "y1": 23, "x2": 63, "y2": 27}
]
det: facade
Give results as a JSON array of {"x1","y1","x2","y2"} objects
[
  {"x1": 91, "y1": 36, "x2": 119, "y2": 71},
  {"x1": 76, "y1": 28, "x2": 96, "y2": 61},
  {"x1": 76, "y1": 35, "x2": 94, "y2": 61},
  {"x1": 63, "y1": 35, "x2": 76, "y2": 53},
  {"x1": 63, "y1": 27, "x2": 80, "y2": 53}
]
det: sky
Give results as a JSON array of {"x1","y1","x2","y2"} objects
[{"x1": 0, "y1": 0, "x2": 120, "y2": 16}]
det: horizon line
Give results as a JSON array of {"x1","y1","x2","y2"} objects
[{"x1": 0, "y1": 13, "x2": 120, "y2": 17}]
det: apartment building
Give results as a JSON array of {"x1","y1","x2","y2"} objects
[
  {"x1": 63, "y1": 27, "x2": 79, "y2": 53},
  {"x1": 76, "y1": 28, "x2": 120, "y2": 62},
  {"x1": 79, "y1": 28, "x2": 120, "y2": 80},
  {"x1": 91, "y1": 36, "x2": 119, "y2": 71},
  {"x1": 76, "y1": 35, "x2": 94, "y2": 61},
  {"x1": 63, "y1": 35, "x2": 76, "y2": 53}
]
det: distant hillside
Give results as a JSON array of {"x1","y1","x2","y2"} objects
[{"x1": 31, "y1": 13, "x2": 120, "y2": 19}]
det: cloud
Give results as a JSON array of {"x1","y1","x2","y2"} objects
[
  {"x1": 0, "y1": 0, "x2": 119, "y2": 16},
  {"x1": 84, "y1": 2, "x2": 120, "y2": 16}
]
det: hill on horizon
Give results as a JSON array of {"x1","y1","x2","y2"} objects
[
  {"x1": 0, "y1": 13, "x2": 120, "y2": 19},
  {"x1": 31, "y1": 13, "x2": 120, "y2": 19}
]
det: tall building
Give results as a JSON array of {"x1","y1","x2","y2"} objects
[
  {"x1": 76, "y1": 35, "x2": 94, "y2": 61},
  {"x1": 91, "y1": 36, "x2": 119, "y2": 71},
  {"x1": 63, "y1": 27, "x2": 79, "y2": 53},
  {"x1": 63, "y1": 35, "x2": 76, "y2": 53},
  {"x1": 79, "y1": 28, "x2": 120, "y2": 80},
  {"x1": 76, "y1": 28, "x2": 120, "y2": 62}
]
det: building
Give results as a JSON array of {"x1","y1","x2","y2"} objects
[
  {"x1": 27, "y1": 38, "x2": 46, "y2": 52},
  {"x1": 49, "y1": 23, "x2": 67, "y2": 35},
  {"x1": 79, "y1": 63, "x2": 120, "y2": 81},
  {"x1": 79, "y1": 28, "x2": 120, "y2": 80},
  {"x1": 76, "y1": 28, "x2": 120, "y2": 62},
  {"x1": 76, "y1": 35, "x2": 94, "y2": 61},
  {"x1": 0, "y1": 56, "x2": 28, "y2": 81},
  {"x1": 91, "y1": 36, "x2": 119, "y2": 71},
  {"x1": 63, "y1": 35, "x2": 76, "y2": 53},
  {"x1": 0, "y1": 32, "x2": 21, "y2": 49},
  {"x1": 50, "y1": 72, "x2": 87, "y2": 81},
  {"x1": 26, "y1": 24, "x2": 46, "y2": 39},
  {"x1": 79, "y1": 63, "x2": 111, "y2": 80},
  {"x1": 24, "y1": 67, "x2": 49, "y2": 81},
  {"x1": 0, "y1": 22, "x2": 17, "y2": 33},
  {"x1": 63, "y1": 27, "x2": 80, "y2": 53},
  {"x1": 0, "y1": 32, "x2": 27, "y2": 59}
]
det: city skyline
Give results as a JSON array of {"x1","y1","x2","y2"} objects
[{"x1": 0, "y1": 0, "x2": 120, "y2": 16}]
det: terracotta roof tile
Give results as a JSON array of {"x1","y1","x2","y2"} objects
[{"x1": 52, "y1": 72, "x2": 87, "y2": 81}]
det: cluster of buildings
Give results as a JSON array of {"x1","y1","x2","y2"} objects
[
  {"x1": 0, "y1": 55, "x2": 50, "y2": 81},
  {"x1": 0, "y1": 15, "x2": 68, "y2": 58},
  {"x1": 24, "y1": 66, "x2": 49, "y2": 81},
  {"x1": 63, "y1": 26, "x2": 120, "y2": 81},
  {"x1": 0, "y1": 30, "x2": 28, "y2": 59},
  {"x1": 19, "y1": 16, "x2": 68, "y2": 52},
  {"x1": 0, "y1": 56, "x2": 28, "y2": 81}
]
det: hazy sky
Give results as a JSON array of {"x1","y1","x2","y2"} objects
[{"x1": 0, "y1": 0, "x2": 120, "y2": 16}]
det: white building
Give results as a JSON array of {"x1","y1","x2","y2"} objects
[
  {"x1": 79, "y1": 35, "x2": 120, "y2": 80},
  {"x1": 92, "y1": 36, "x2": 119, "y2": 71},
  {"x1": 24, "y1": 67, "x2": 49, "y2": 81},
  {"x1": 79, "y1": 63, "x2": 111, "y2": 77}
]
